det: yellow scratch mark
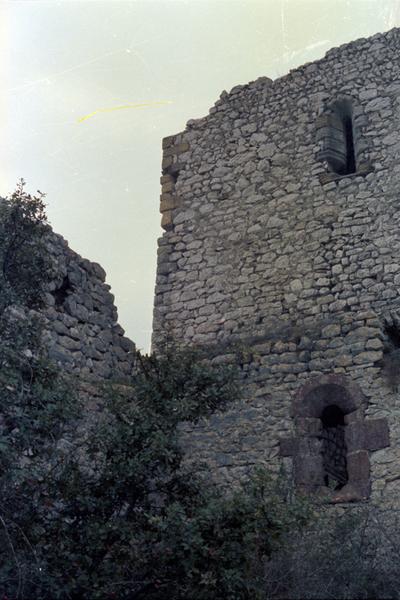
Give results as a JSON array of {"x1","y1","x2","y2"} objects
[{"x1": 77, "y1": 101, "x2": 172, "y2": 123}]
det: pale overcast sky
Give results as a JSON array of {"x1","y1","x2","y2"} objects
[{"x1": 2, "y1": 0, "x2": 400, "y2": 351}]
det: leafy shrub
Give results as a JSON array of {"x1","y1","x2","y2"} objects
[
  {"x1": 0, "y1": 182, "x2": 78, "y2": 599},
  {"x1": 0, "y1": 340, "x2": 310, "y2": 599},
  {"x1": 0, "y1": 180, "x2": 51, "y2": 311},
  {"x1": 0, "y1": 183, "x2": 311, "y2": 599},
  {"x1": 140, "y1": 466, "x2": 310, "y2": 600}
]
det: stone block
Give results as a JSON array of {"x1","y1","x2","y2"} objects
[
  {"x1": 296, "y1": 417, "x2": 322, "y2": 436},
  {"x1": 58, "y1": 335, "x2": 82, "y2": 351},
  {"x1": 344, "y1": 408, "x2": 365, "y2": 424},
  {"x1": 160, "y1": 193, "x2": 179, "y2": 212},
  {"x1": 365, "y1": 418, "x2": 390, "y2": 451},
  {"x1": 345, "y1": 422, "x2": 366, "y2": 452},
  {"x1": 161, "y1": 181, "x2": 175, "y2": 194},
  {"x1": 162, "y1": 155, "x2": 173, "y2": 170},
  {"x1": 347, "y1": 450, "x2": 370, "y2": 482},
  {"x1": 161, "y1": 210, "x2": 173, "y2": 231},
  {"x1": 160, "y1": 174, "x2": 174, "y2": 184},
  {"x1": 294, "y1": 454, "x2": 324, "y2": 486},
  {"x1": 174, "y1": 142, "x2": 190, "y2": 154},
  {"x1": 353, "y1": 350, "x2": 382, "y2": 365}
]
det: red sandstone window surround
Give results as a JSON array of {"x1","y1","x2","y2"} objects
[{"x1": 280, "y1": 374, "x2": 389, "y2": 503}]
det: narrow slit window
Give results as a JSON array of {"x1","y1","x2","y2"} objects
[
  {"x1": 320, "y1": 404, "x2": 348, "y2": 490},
  {"x1": 317, "y1": 99, "x2": 356, "y2": 176}
]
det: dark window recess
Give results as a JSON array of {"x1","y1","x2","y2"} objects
[
  {"x1": 317, "y1": 99, "x2": 356, "y2": 176},
  {"x1": 382, "y1": 320, "x2": 400, "y2": 389},
  {"x1": 53, "y1": 275, "x2": 73, "y2": 306},
  {"x1": 320, "y1": 405, "x2": 348, "y2": 490},
  {"x1": 385, "y1": 321, "x2": 400, "y2": 349}
]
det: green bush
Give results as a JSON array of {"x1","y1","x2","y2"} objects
[
  {"x1": 1, "y1": 345, "x2": 306, "y2": 599},
  {"x1": 0, "y1": 179, "x2": 51, "y2": 312},
  {"x1": 0, "y1": 182, "x2": 78, "y2": 598},
  {"x1": 0, "y1": 183, "x2": 311, "y2": 599},
  {"x1": 0, "y1": 340, "x2": 311, "y2": 599}
]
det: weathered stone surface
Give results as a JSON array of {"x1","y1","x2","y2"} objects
[
  {"x1": 151, "y1": 28, "x2": 400, "y2": 506},
  {"x1": 347, "y1": 450, "x2": 370, "y2": 482},
  {"x1": 365, "y1": 419, "x2": 390, "y2": 452},
  {"x1": 279, "y1": 437, "x2": 297, "y2": 457},
  {"x1": 294, "y1": 454, "x2": 324, "y2": 486},
  {"x1": 40, "y1": 230, "x2": 135, "y2": 381}
]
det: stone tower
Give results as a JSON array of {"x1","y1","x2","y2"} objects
[{"x1": 152, "y1": 29, "x2": 400, "y2": 506}]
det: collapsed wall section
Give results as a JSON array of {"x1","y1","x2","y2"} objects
[
  {"x1": 152, "y1": 28, "x2": 400, "y2": 505},
  {"x1": 42, "y1": 231, "x2": 135, "y2": 382}
]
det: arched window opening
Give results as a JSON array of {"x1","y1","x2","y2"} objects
[
  {"x1": 281, "y1": 375, "x2": 390, "y2": 502},
  {"x1": 317, "y1": 99, "x2": 356, "y2": 176},
  {"x1": 320, "y1": 404, "x2": 348, "y2": 490}
]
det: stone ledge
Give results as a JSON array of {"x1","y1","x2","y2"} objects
[{"x1": 319, "y1": 161, "x2": 374, "y2": 184}]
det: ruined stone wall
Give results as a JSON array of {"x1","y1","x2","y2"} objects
[
  {"x1": 153, "y1": 28, "x2": 400, "y2": 506},
  {"x1": 41, "y1": 230, "x2": 135, "y2": 382}
]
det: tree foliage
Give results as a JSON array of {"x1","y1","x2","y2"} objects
[
  {"x1": 0, "y1": 182, "x2": 311, "y2": 599},
  {"x1": 1, "y1": 342, "x2": 310, "y2": 600},
  {"x1": 0, "y1": 179, "x2": 50, "y2": 312}
]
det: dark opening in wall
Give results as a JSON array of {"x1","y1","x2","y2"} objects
[
  {"x1": 343, "y1": 114, "x2": 356, "y2": 174},
  {"x1": 385, "y1": 322, "x2": 400, "y2": 349},
  {"x1": 53, "y1": 275, "x2": 73, "y2": 307},
  {"x1": 280, "y1": 375, "x2": 390, "y2": 502},
  {"x1": 317, "y1": 99, "x2": 356, "y2": 176},
  {"x1": 382, "y1": 320, "x2": 400, "y2": 389},
  {"x1": 320, "y1": 404, "x2": 348, "y2": 490},
  {"x1": 170, "y1": 170, "x2": 179, "y2": 184}
]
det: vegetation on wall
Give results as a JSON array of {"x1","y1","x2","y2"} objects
[
  {"x1": 0, "y1": 180, "x2": 51, "y2": 311},
  {"x1": 0, "y1": 182, "x2": 79, "y2": 599},
  {"x1": 3, "y1": 182, "x2": 399, "y2": 600},
  {"x1": 0, "y1": 183, "x2": 310, "y2": 599}
]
